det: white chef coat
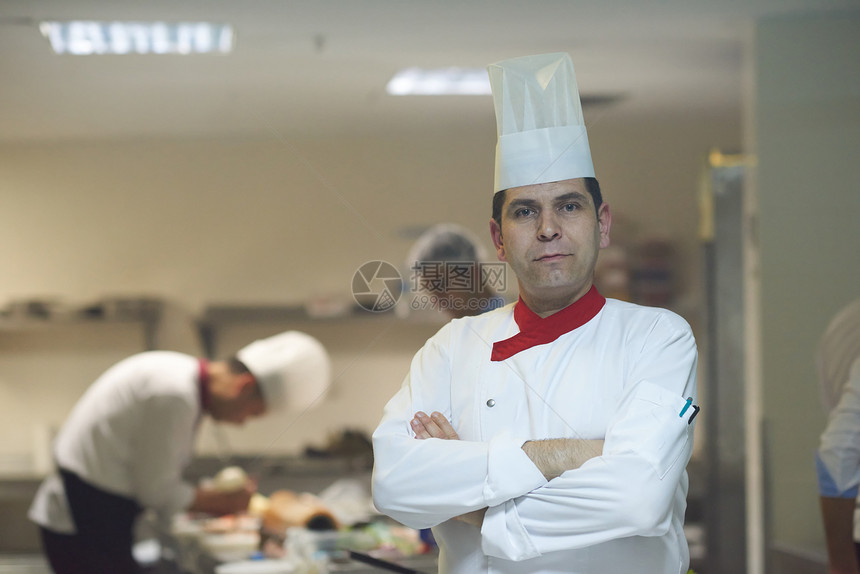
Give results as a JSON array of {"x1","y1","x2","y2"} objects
[
  {"x1": 29, "y1": 351, "x2": 200, "y2": 533},
  {"x1": 372, "y1": 295, "x2": 698, "y2": 574},
  {"x1": 819, "y1": 358, "x2": 860, "y2": 496},
  {"x1": 817, "y1": 299, "x2": 860, "y2": 413}
]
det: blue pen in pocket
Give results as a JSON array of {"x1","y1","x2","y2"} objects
[{"x1": 679, "y1": 397, "x2": 693, "y2": 417}]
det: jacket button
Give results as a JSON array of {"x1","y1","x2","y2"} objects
[{"x1": 486, "y1": 399, "x2": 496, "y2": 407}]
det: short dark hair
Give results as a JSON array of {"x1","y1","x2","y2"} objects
[
  {"x1": 227, "y1": 357, "x2": 252, "y2": 375},
  {"x1": 227, "y1": 358, "x2": 265, "y2": 401},
  {"x1": 492, "y1": 177, "x2": 603, "y2": 226}
]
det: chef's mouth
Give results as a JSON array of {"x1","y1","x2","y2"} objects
[{"x1": 535, "y1": 254, "x2": 571, "y2": 261}]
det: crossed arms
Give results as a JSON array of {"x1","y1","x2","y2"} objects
[
  {"x1": 373, "y1": 387, "x2": 693, "y2": 561},
  {"x1": 410, "y1": 410, "x2": 603, "y2": 527}
]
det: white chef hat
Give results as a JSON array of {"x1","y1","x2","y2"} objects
[
  {"x1": 237, "y1": 331, "x2": 331, "y2": 412},
  {"x1": 488, "y1": 52, "x2": 595, "y2": 193}
]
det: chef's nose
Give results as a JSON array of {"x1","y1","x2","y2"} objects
[{"x1": 538, "y1": 212, "x2": 561, "y2": 241}]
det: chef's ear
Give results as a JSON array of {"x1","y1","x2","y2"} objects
[
  {"x1": 235, "y1": 373, "x2": 257, "y2": 396},
  {"x1": 598, "y1": 202, "x2": 612, "y2": 249},
  {"x1": 490, "y1": 218, "x2": 506, "y2": 262}
]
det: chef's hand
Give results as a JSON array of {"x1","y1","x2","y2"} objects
[
  {"x1": 411, "y1": 411, "x2": 485, "y2": 528},
  {"x1": 189, "y1": 477, "x2": 257, "y2": 516},
  {"x1": 411, "y1": 411, "x2": 459, "y2": 440}
]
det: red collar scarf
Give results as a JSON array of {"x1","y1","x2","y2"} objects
[{"x1": 491, "y1": 285, "x2": 606, "y2": 361}]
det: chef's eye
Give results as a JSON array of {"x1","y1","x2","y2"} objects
[
  {"x1": 561, "y1": 203, "x2": 579, "y2": 212},
  {"x1": 514, "y1": 207, "x2": 534, "y2": 218}
]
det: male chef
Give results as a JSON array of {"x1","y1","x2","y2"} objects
[
  {"x1": 372, "y1": 53, "x2": 698, "y2": 573},
  {"x1": 29, "y1": 330, "x2": 331, "y2": 574}
]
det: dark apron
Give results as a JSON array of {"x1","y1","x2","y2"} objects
[{"x1": 39, "y1": 468, "x2": 143, "y2": 574}]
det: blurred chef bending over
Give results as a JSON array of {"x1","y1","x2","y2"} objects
[{"x1": 28, "y1": 330, "x2": 331, "y2": 574}]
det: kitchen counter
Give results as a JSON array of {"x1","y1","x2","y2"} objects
[{"x1": 157, "y1": 520, "x2": 439, "y2": 574}]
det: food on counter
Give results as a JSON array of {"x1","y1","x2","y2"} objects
[
  {"x1": 202, "y1": 513, "x2": 260, "y2": 534},
  {"x1": 213, "y1": 465, "x2": 249, "y2": 492},
  {"x1": 257, "y1": 490, "x2": 338, "y2": 559},
  {"x1": 200, "y1": 531, "x2": 261, "y2": 563},
  {"x1": 171, "y1": 496, "x2": 433, "y2": 569},
  {"x1": 263, "y1": 490, "x2": 339, "y2": 534},
  {"x1": 248, "y1": 492, "x2": 271, "y2": 517}
]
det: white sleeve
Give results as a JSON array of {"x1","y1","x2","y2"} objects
[
  {"x1": 372, "y1": 329, "x2": 547, "y2": 530},
  {"x1": 129, "y1": 395, "x2": 197, "y2": 519},
  {"x1": 818, "y1": 358, "x2": 860, "y2": 493},
  {"x1": 482, "y1": 317, "x2": 697, "y2": 561}
]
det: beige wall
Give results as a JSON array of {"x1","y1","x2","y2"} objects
[
  {"x1": 0, "y1": 135, "x2": 496, "y2": 309},
  {"x1": 0, "y1": 323, "x2": 147, "y2": 471},
  {"x1": 753, "y1": 13, "x2": 860, "y2": 556}
]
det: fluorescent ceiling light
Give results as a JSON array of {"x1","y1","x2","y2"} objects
[
  {"x1": 39, "y1": 21, "x2": 234, "y2": 55},
  {"x1": 386, "y1": 67, "x2": 491, "y2": 95}
]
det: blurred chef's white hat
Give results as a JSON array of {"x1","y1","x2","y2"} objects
[
  {"x1": 237, "y1": 331, "x2": 331, "y2": 412},
  {"x1": 488, "y1": 52, "x2": 594, "y2": 193}
]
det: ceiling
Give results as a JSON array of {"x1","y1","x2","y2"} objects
[{"x1": 1, "y1": 0, "x2": 856, "y2": 144}]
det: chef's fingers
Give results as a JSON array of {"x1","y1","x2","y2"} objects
[
  {"x1": 415, "y1": 411, "x2": 455, "y2": 440},
  {"x1": 411, "y1": 411, "x2": 459, "y2": 440},
  {"x1": 410, "y1": 412, "x2": 433, "y2": 439},
  {"x1": 416, "y1": 411, "x2": 447, "y2": 439},
  {"x1": 430, "y1": 412, "x2": 459, "y2": 440}
]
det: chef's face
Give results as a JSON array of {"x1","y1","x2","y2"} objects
[
  {"x1": 212, "y1": 378, "x2": 267, "y2": 425},
  {"x1": 490, "y1": 178, "x2": 611, "y2": 314},
  {"x1": 231, "y1": 389, "x2": 266, "y2": 425}
]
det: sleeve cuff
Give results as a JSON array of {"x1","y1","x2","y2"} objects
[
  {"x1": 816, "y1": 451, "x2": 859, "y2": 498},
  {"x1": 481, "y1": 499, "x2": 541, "y2": 561},
  {"x1": 483, "y1": 434, "x2": 547, "y2": 506}
]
